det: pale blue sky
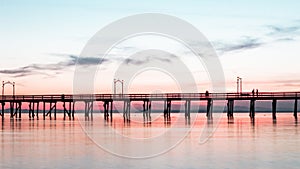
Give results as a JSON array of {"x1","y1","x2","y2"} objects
[{"x1": 0, "y1": 0, "x2": 300, "y2": 94}]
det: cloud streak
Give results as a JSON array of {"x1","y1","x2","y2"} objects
[
  {"x1": 215, "y1": 37, "x2": 263, "y2": 54},
  {"x1": 266, "y1": 22, "x2": 300, "y2": 41},
  {"x1": 267, "y1": 25, "x2": 300, "y2": 35},
  {"x1": 124, "y1": 55, "x2": 172, "y2": 66},
  {"x1": 215, "y1": 21, "x2": 300, "y2": 55},
  {"x1": 0, "y1": 55, "x2": 104, "y2": 78},
  {"x1": 0, "y1": 52, "x2": 173, "y2": 77}
]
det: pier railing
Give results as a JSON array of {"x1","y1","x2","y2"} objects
[{"x1": 0, "y1": 92, "x2": 300, "y2": 101}]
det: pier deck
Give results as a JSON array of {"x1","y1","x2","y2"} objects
[{"x1": 0, "y1": 92, "x2": 299, "y2": 121}]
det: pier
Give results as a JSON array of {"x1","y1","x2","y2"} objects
[{"x1": 0, "y1": 92, "x2": 299, "y2": 122}]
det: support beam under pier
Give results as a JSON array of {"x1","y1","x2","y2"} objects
[
  {"x1": 123, "y1": 100, "x2": 131, "y2": 122},
  {"x1": 143, "y1": 100, "x2": 151, "y2": 123},
  {"x1": 206, "y1": 99, "x2": 213, "y2": 120},
  {"x1": 185, "y1": 100, "x2": 191, "y2": 123},
  {"x1": 1, "y1": 102, "x2": 4, "y2": 119},
  {"x1": 227, "y1": 99, "x2": 234, "y2": 121},
  {"x1": 28, "y1": 102, "x2": 39, "y2": 120},
  {"x1": 249, "y1": 99, "x2": 255, "y2": 120},
  {"x1": 103, "y1": 100, "x2": 113, "y2": 122},
  {"x1": 63, "y1": 101, "x2": 75, "y2": 120},
  {"x1": 10, "y1": 102, "x2": 21, "y2": 119},
  {"x1": 272, "y1": 99, "x2": 277, "y2": 121},
  {"x1": 164, "y1": 100, "x2": 171, "y2": 122},
  {"x1": 10, "y1": 102, "x2": 14, "y2": 119},
  {"x1": 294, "y1": 99, "x2": 298, "y2": 120},
  {"x1": 110, "y1": 101, "x2": 113, "y2": 122},
  {"x1": 44, "y1": 102, "x2": 57, "y2": 120},
  {"x1": 85, "y1": 101, "x2": 93, "y2": 120}
]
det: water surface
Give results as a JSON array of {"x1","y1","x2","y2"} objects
[{"x1": 1, "y1": 113, "x2": 299, "y2": 169}]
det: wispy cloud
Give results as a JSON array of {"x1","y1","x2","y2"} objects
[
  {"x1": 0, "y1": 69, "x2": 31, "y2": 75},
  {"x1": 214, "y1": 21, "x2": 300, "y2": 55},
  {"x1": 124, "y1": 55, "x2": 172, "y2": 66},
  {"x1": 49, "y1": 54, "x2": 106, "y2": 66},
  {"x1": 0, "y1": 52, "x2": 174, "y2": 77},
  {"x1": 0, "y1": 54, "x2": 104, "y2": 78},
  {"x1": 267, "y1": 25, "x2": 300, "y2": 35},
  {"x1": 0, "y1": 65, "x2": 54, "y2": 78},
  {"x1": 276, "y1": 37, "x2": 295, "y2": 42},
  {"x1": 266, "y1": 21, "x2": 300, "y2": 41},
  {"x1": 214, "y1": 37, "x2": 263, "y2": 54}
]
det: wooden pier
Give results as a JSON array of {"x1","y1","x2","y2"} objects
[{"x1": 0, "y1": 92, "x2": 299, "y2": 122}]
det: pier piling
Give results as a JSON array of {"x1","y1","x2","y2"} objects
[
  {"x1": 272, "y1": 99, "x2": 277, "y2": 121},
  {"x1": 206, "y1": 99, "x2": 213, "y2": 120},
  {"x1": 185, "y1": 100, "x2": 191, "y2": 123},
  {"x1": 9, "y1": 102, "x2": 14, "y2": 118},
  {"x1": 45, "y1": 102, "x2": 57, "y2": 120},
  {"x1": 294, "y1": 99, "x2": 298, "y2": 120},
  {"x1": 84, "y1": 101, "x2": 93, "y2": 120},
  {"x1": 164, "y1": 100, "x2": 171, "y2": 121},
  {"x1": 249, "y1": 99, "x2": 255, "y2": 120},
  {"x1": 143, "y1": 100, "x2": 151, "y2": 122},
  {"x1": 110, "y1": 101, "x2": 113, "y2": 122},
  {"x1": 28, "y1": 102, "x2": 35, "y2": 119},
  {"x1": 1, "y1": 102, "x2": 4, "y2": 119},
  {"x1": 63, "y1": 101, "x2": 74, "y2": 120},
  {"x1": 123, "y1": 100, "x2": 131, "y2": 122},
  {"x1": 43, "y1": 102, "x2": 46, "y2": 120},
  {"x1": 227, "y1": 99, "x2": 234, "y2": 121}
]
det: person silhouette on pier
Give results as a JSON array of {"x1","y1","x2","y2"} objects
[
  {"x1": 256, "y1": 89, "x2": 258, "y2": 97},
  {"x1": 252, "y1": 89, "x2": 255, "y2": 96},
  {"x1": 205, "y1": 90, "x2": 209, "y2": 97}
]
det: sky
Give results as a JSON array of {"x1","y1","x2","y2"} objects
[{"x1": 1, "y1": 0, "x2": 300, "y2": 95}]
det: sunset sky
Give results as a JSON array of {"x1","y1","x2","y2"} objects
[{"x1": 1, "y1": 0, "x2": 300, "y2": 95}]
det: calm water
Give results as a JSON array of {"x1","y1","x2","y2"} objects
[{"x1": 1, "y1": 113, "x2": 300, "y2": 169}]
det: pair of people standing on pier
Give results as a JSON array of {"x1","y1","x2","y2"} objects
[{"x1": 252, "y1": 89, "x2": 259, "y2": 96}]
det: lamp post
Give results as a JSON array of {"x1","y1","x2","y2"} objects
[
  {"x1": 237, "y1": 77, "x2": 242, "y2": 93},
  {"x1": 2, "y1": 81, "x2": 15, "y2": 96},
  {"x1": 113, "y1": 79, "x2": 124, "y2": 95},
  {"x1": 237, "y1": 77, "x2": 239, "y2": 93}
]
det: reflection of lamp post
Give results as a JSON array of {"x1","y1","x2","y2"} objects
[
  {"x1": 113, "y1": 79, "x2": 124, "y2": 95},
  {"x1": 2, "y1": 81, "x2": 15, "y2": 96},
  {"x1": 237, "y1": 77, "x2": 242, "y2": 93}
]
